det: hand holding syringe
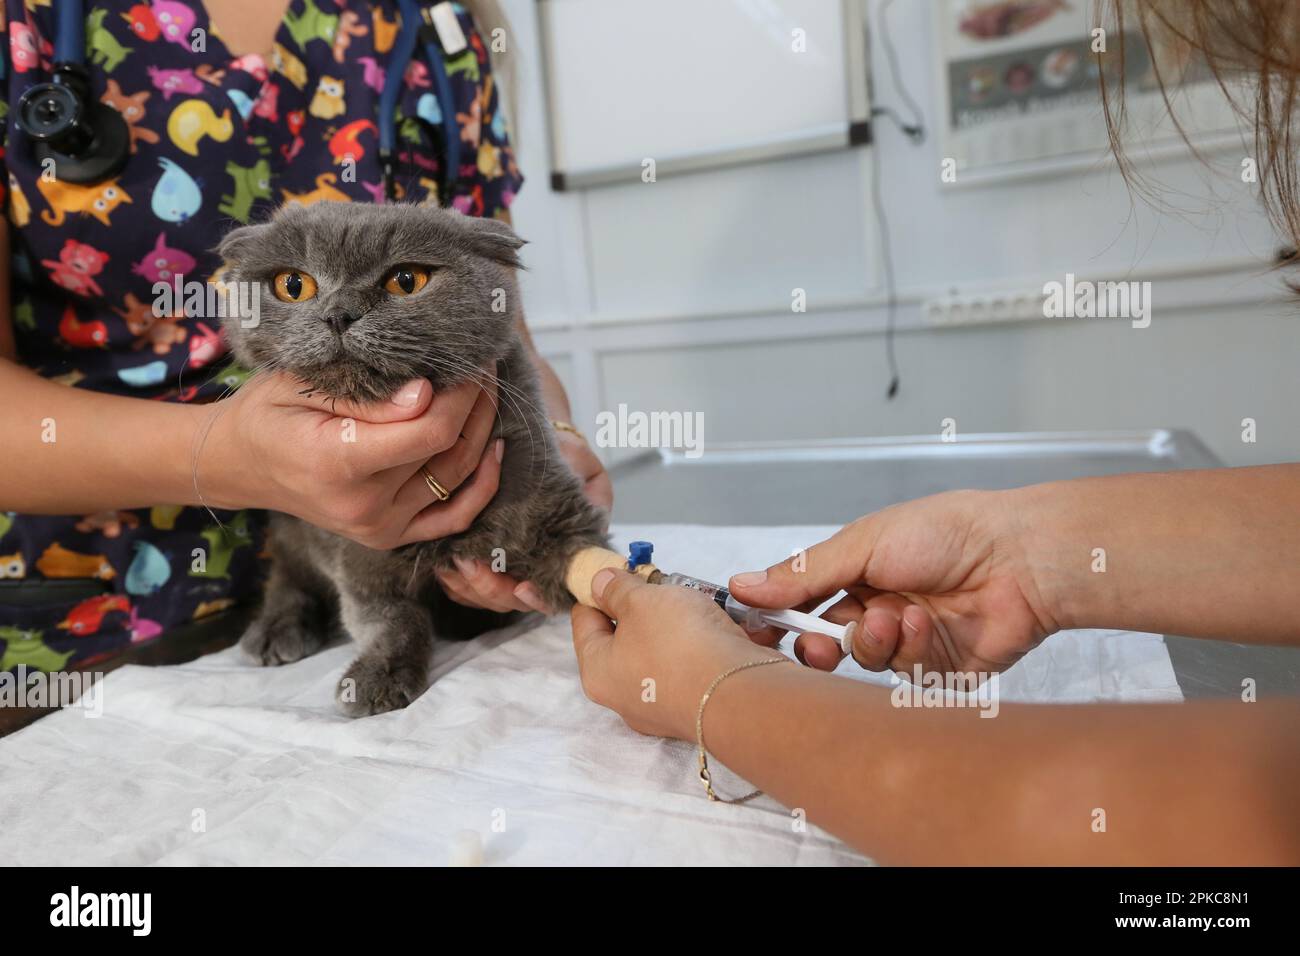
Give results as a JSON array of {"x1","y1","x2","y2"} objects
[{"x1": 659, "y1": 571, "x2": 853, "y2": 654}]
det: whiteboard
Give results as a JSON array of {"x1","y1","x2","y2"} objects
[{"x1": 538, "y1": 0, "x2": 869, "y2": 188}]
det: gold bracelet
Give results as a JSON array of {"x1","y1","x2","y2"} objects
[
  {"x1": 551, "y1": 419, "x2": 585, "y2": 441},
  {"x1": 696, "y1": 657, "x2": 790, "y2": 803}
]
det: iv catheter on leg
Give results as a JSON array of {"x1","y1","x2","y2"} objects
[{"x1": 563, "y1": 542, "x2": 853, "y2": 655}]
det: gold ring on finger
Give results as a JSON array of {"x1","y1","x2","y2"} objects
[{"x1": 421, "y1": 466, "x2": 451, "y2": 502}]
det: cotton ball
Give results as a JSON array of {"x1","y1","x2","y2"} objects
[{"x1": 448, "y1": 829, "x2": 484, "y2": 867}]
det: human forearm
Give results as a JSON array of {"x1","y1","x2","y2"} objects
[
  {"x1": 574, "y1": 571, "x2": 1300, "y2": 863},
  {"x1": 514, "y1": 313, "x2": 571, "y2": 421},
  {"x1": 1015, "y1": 466, "x2": 1300, "y2": 643},
  {"x1": 0, "y1": 359, "x2": 205, "y2": 513},
  {"x1": 535, "y1": 357, "x2": 572, "y2": 422},
  {"x1": 508, "y1": 313, "x2": 612, "y2": 515},
  {"x1": 705, "y1": 663, "x2": 1300, "y2": 864}
]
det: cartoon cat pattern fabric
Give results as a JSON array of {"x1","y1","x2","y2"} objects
[{"x1": 0, "y1": 1, "x2": 522, "y2": 672}]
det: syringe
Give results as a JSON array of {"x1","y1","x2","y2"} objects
[{"x1": 660, "y1": 572, "x2": 853, "y2": 654}]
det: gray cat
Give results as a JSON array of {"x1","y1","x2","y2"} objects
[{"x1": 217, "y1": 202, "x2": 609, "y2": 716}]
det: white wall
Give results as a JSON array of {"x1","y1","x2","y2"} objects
[{"x1": 503, "y1": 0, "x2": 1298, "y2": 468}]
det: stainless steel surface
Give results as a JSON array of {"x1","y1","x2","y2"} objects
[{"x1": 610, "y1": 429, "x2": 1299, "y2": 698}]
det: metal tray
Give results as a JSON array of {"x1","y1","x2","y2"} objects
[
  {"x1": 609, "y1": 429, "x2": 1298, "y2": 698},
  {"x1": 610, "y1": 429, "x2": 1219, "y2": 526}
]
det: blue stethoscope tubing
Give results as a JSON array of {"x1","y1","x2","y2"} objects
[
  {"x1": 422, "y1": 7, "x2": 464, "y2": 197},
  {"x1": 382, "y1": 0, "x2": 463, "y2": 203},
  {"x1": 43, "y1": 0, "x2": 461, "y2": 204},
  {"x1": 54, "y1": 0, "x2": 86, "y2": 65}
]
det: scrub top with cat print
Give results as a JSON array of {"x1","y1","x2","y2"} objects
[{"x1": 0, "y1": 1, "x2": 523, "y2": 674}]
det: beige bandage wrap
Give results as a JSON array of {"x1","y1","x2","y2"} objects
[{"x1": 564, "y1": 546, "x2": 659, "y2": 607}]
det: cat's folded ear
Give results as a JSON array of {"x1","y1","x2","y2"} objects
[
  {"x1": 216, "y1": 223, "x2": 266, "y2": 266},
  {"x1": 453, "y1": 213, "x2": 527, "y2": 269}
]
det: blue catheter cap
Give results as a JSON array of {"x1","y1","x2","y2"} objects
[{"x1": 627, "y1": 541, "x2": 654, "y2": 570}]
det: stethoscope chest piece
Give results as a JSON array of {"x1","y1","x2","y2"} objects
[{"x1": 17, "y1": 66, "x2": 130, "y2": 184}]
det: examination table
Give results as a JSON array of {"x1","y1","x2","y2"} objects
[{"x1": 0, "y1": 430, "x2": 1289, "y2": 865}]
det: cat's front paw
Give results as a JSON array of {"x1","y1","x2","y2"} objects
[
  {"x1": 335, "y1": 653, "x2": 429, "y2": 717},
  {"x1": 239, "y1": 614, "x2": 325, "y2": 666}
]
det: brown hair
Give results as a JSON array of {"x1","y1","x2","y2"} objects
[{"x1": 1100, "y1": 0, "x2": 1300, "y2": 253}]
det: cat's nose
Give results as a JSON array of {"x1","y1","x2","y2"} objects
[{"x1": 322, "y1": 309, "x2": 358, "y2": 335}]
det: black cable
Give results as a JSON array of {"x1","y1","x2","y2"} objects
[
  {"x1": 868, "y1": 126, "x2": 902, "y2": 400},
  {"x1": 870, "y1": 104, "x2": 924, "y2": 142},
  {"x1": 864, "y1": 0, "x2": 927, "y2": 400},
  {"x1": 877, "y1": 0, "x2": 926, "y2": 141}
]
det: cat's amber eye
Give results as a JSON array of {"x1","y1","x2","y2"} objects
[
  {"x1": 383, "y1": 266, "x2": 431, "y2": 296},
  {"x1": 272, "y1": 270, "x2": 318, "y2": 302}
]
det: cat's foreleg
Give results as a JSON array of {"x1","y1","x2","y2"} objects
[
  {"x1": 239, "y1": 545, "x2": 336, "y2": 666},
  {"x1": 334, "y1": 588, "x2": 435, "y2": 717}
]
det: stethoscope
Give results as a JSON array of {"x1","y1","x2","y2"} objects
[
  {"x1": 15, "y1": 1, "x2": 130, "y2": 183},
  {"x1": 17, "y1": 0, "x2": 462, "y2": 203}
]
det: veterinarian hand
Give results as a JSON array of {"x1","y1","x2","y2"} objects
[
  {"x1": 571, "y1": 568, "x2": 783, "y2": 740},
  {"x1": 435, "y1": 425, "x2": 612, "y2": 616},
  {"x1": 728, "y1": 490, "x2": 1054, "y2": 677},
  {"x1": 200, "y1": 370, "x2": 504, "y2": 550}
]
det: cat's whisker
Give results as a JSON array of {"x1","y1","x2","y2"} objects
[
  {"x1": 419, "y1": 354, "x2": 548, "y2": 476},
  {"x1": 414, "y1": 353, "x2": 539, "y2": 462},
  {"x1": 407, "y1": 548, "x2": 424, "y2": 598}
]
